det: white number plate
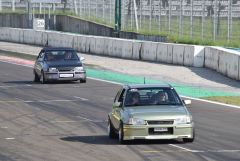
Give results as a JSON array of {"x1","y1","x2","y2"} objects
[
  {"x1": 154, "y1": 127, "x2": 168, "y2": 132},
  {"x1": 59, "y1": 74, "x2": 74, "y2": 78}
]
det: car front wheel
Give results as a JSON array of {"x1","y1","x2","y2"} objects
[
  {"x1": 118, "y1": 122, "x2": 126, "y2": 144},
  {"x1": 108, "y1": 119, "x2": 116, "y2": 139},
  {"x1": 40, "y1": 71, "x2": 46, "y2": 84},
  {"x1": 34, "y1": 71, "x2": 40, "y2": 82}
]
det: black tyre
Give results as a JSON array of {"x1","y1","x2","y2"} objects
[
  {"x1": 34, "y1": 72, "x2": 40, "y2": 82},
  {"x1": 40, "y1": 71, "x2": 46, "y2": 84},
  {"x1": 80, "y1": 79, "x2": 86, "y2": 83},
  {"x1": 118, "y1": 122, "x2": 126, "y2": 144},
  {"x1": 108, "y1": 119, "x2": 116, "y2": 139}
]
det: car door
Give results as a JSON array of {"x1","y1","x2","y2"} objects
[
  {"x1": 35, "y1": 51, "x2": 45, "y2": 76},
  {"x1": 111, "y1": 88, "x2": 125, "y2": 130}
]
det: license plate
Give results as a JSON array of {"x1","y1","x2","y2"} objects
[
  {"x1": 59, "y1": 74, "x2": 74, "y2": 78},
  {"x1": 154, "y1": 127, "x2": 168, "y2": 132}
]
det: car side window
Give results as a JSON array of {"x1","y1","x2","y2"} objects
[
  {"x1": 118, "y1": 89, "x2": 125, "y2": 103},
  {"x1": 114, "y1": 89, "x2": 125, "y2": 103},
  {"x1": 37, "y1": 51, "x2": 44, "y2": 61}
]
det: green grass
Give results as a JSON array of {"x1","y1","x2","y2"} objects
[
  {"x1": 203, "y1": 96, "x2": 240, "y2": 106},
  {"x1": 0, "y1": 50, "x2": 36, "y2": 60}
]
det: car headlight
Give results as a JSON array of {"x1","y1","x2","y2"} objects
[
  {"x1": 174, "y1": 116, "x2": 192, "y2": 124},
  {"x1": 128, "y1": 118, "x2": 146, "y2": 125},
  {"x1": 74, "y1": 67, "x2": 84, "y2": 71},
  {"x1": 48, "y1": 67, "x2": 58, "y2": 72}
]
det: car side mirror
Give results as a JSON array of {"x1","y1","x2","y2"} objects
[
  {"x1": 113, "y1": 102, "x2": 122, "y2": 108},
  {"x1": 183, "y1": 100, "x2": 192, "y2": 106}
]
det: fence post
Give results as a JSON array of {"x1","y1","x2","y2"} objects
[
  {"x1": 190, "y1": 0, "x2": 193, "y2": 38},
  {"x1": 12, "y1": 0, "x2": 15, "y2": 11},
  {"x1": 140, "y1": 0, "x2": 142, "y2": 29},
  {"x1": 159, "y1": 0, "x2": 161, "y2": 33},
  {"x1": 149, "y1": 0, "x2": 152, "y2": 32},
  {"x1": 179, "y1": 0, "x2": 183, "y2": 36},
  {"x1": 133, "y1": 0, "x2": 139, "y2": 32},
  {"x1": 168, "y1": 0, "x2": 172, "y2": 34},
  {"x1": 213, "y1": 0, "x2": 217, "y2": 41},
  {"x1": 228, "y1": 0, "x2": 232, "y2": 42},
  {"x1": 201, "y1": 0, "x2": 205, "y2": 40},
  {"x1": 88, "y1": 0, "x2": 90, "y2": 19}
]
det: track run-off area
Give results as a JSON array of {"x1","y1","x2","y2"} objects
[{"x1": 0, "y1": 56, "x2": 240, "y2": 161}]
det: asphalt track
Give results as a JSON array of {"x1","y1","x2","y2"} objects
[{"x1": 0, "y1": 61, "x2": 240, "y2": 161}]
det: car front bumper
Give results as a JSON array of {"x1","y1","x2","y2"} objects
[
  {"x1": 44, "y1": 71, "x2": 86, "y2": 81},
  {"x1": 123, "y1": 123, "x2": 194, "y2": 140}
]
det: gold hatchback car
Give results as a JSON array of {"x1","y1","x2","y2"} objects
[{"x1": 108, "y1": 84, "x2": 195, "y2": 144}]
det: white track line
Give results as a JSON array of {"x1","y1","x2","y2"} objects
[
  {"x1": 169, "y1": 144, "x2": 204, "y2": 153},
  {"x1": 1, "y1": 59, "x2": 240, "y2": 109},
  {"x1": 181, "y1": 96, "x2": 240, "y2": 109}
]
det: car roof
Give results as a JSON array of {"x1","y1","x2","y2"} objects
[
  {"x1": 42, "y1": 47, "x2": 75, "y2": 52},
  {"x1": 124, "y1": 84, "x2": 173, "y2": 89}
]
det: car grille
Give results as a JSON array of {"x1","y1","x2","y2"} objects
[
  {"x1": 148, "y1": 127, "x2": 173, "y2": 135},
  {"x1": 147, "y1": 120, "x2": 174, "y2": 125},
  {"x1": 57, "y1": 67, "x2": 74, "y2": 72}
]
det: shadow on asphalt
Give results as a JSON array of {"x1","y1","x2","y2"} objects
[
  {"x1": 60, "y1": 135, "x2": 183, "y2": 145},
  {"x1": 189, "y1": 67, "x2": 240, "y2": 89}
]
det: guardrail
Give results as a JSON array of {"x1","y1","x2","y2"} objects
[{"x1": 0, "y1": 27, "x2": 239, "y2": 81}]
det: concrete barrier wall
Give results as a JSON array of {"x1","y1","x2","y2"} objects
[
  {"x1": 218, "y1": 49, "x2": 239, "y2": 80},
  {"x1": 193, "y1": 45, "x2": 205, "y2": 67},
  {"x1": 1, "y1": 27, "x2": 240, "y2": 81},
  {"x1": 34, "y1": 30, "x2": 44, "y2": 46},
  {"x1": 239, "y1": 57, "x2": 240, "y2": 81},
  {"x1": 156, "y1": 43, "x2": 168, "y2": 63},
  {"x1": 225, "y1": 52, "x2": 238, "y2": 80},
  {"x1": 89, "y1": 37, "x2": 96, "y2": 54},
  {"x1": 141, "y1": 41, "x2": 157, "y2": 61},
  {"x1": 172, "y1": 44, "x2": 184, "y2": 65},
  {"x1": 166, "y1": 44, "x2": 173, "y2": 64},
  {"x1": 0, "y1": 28, "x2": 10, "y2": 41},
  {"x1": 23, "y1": 30, "x2": 36, "y2": 45},
  {"x1": 184, "y1": 45, "x2": 195, "y2": 67},
  {"x1": 204, "y1": 47, "x2": 219, "y2": 71},
  {"x1": 8, "y1": 28, "x2": 21, "y2": 43},
  {"x1": 103, "y1": 38, "x2": 113, "y2": 56},
  {"x1": 218, "y1": 50, "x2": 228, "y2": 76},
  {"x1": 95, "y1": 37, "x2": 105, "y2": 55},
  {"x1": 132, "y1": 41, "x2": 142, "y2": 60},
  {"x1": 121, "y1": 40, "x2": 133, "y2": 59}
]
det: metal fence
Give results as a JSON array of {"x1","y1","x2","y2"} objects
[{"x1": 1, "y1": 0, "x2": 240, "y2": 43}]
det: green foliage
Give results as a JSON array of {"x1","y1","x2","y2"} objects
[
  {"x1": 1, "y1": 9, "x2": 240, "y2": 48},
  {"x1": 203, "y1": 96, "x2": 240, "y2": 106}
]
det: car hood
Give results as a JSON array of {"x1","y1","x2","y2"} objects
[
  {"x1": 124, "y1": 105, "x2": 188, "y2": 120},
  {"x1": 46, "y1": 60, "x2": 81, "y2": 67}
]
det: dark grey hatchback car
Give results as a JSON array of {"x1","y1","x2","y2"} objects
[{"x1": 33, "y1": 47, "x2": 86, "y2": 84}]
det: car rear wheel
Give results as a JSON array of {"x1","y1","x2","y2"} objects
[
  {"x1": 108, "y1": 119, "x2": 116, "y2": 139},
  {"x1": 40, "y1": 71, "x2": 46, "y2": 84},
  {"x1": 34, "y1": 72, "x2": 40, "y2": 82}
]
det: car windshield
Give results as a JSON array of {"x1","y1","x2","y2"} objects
[
  {"x1": 45, "y1": 50, "x2": 79, "y2": 61},
  {"x1": 124, "y1": 87, "x2": 182, "y2": 107}
]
